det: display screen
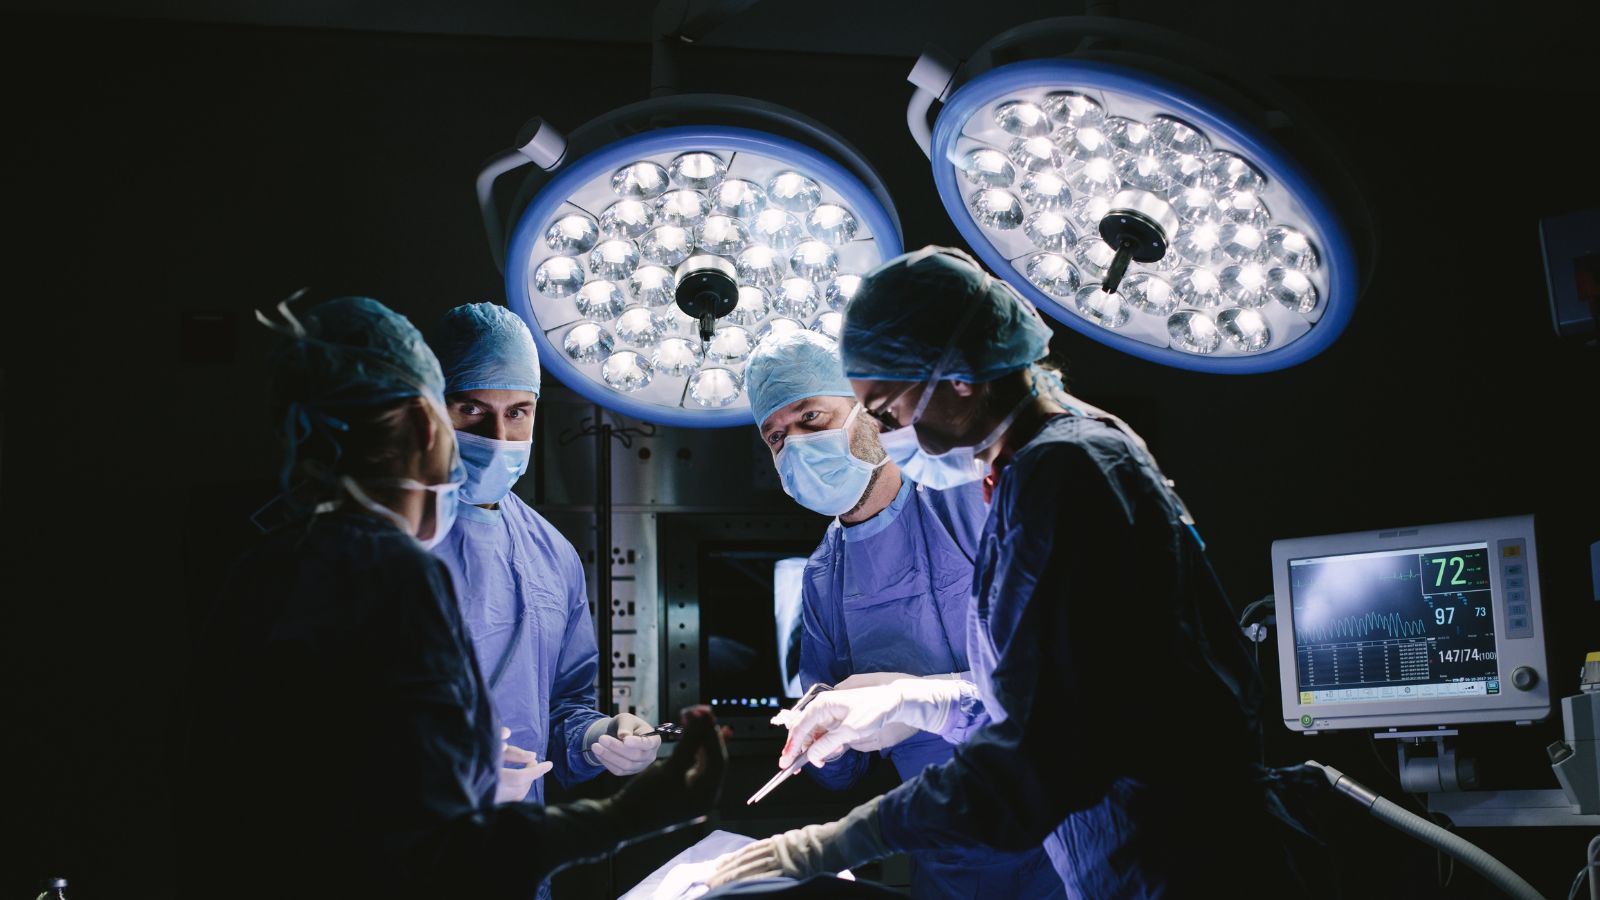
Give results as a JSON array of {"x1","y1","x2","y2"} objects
[
  {"x1": 699, "y1": 545, "x2": 814, "y2": 714},
  {"x1": 1290, "y1": 543, "x2": 1500, "y2": 705}
]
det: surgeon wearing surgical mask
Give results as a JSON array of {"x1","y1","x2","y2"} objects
[
  {"x1": 745, "y1": 330, "x2": 1063, "y2": 900},
  {"x1": 184, "y1": 297, "x2": 727, "y2": 900},
  {"x1": 429, "y1": 305, "x2": 662, "y2": 828},
  {"x1": 710, "y1": 249, "x2": 1325, "y2": 898}
]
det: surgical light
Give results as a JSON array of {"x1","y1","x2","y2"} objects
[
  {"x1": 480, "y1": 99, "x2": 901, "y2": 427},
  {"x1": 907, "y1": 17, "x2": 1372, "y2": 373}
]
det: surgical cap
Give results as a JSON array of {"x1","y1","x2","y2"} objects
[
  {"x1": 266, "y1": 296, "x2": 445, "y2": 488},
  {"x1": 839, "y1": 246, "x2": 1053, "y2": 382},
  {"x1": 271, "y1": 296, "x2": 445, "y2": 412},
  {"x1": 746, "y1": 329, "x2": 857, "y2": 427},
  {"x1": 431, "y1": 302, "x2": 542, "y2": 396}
]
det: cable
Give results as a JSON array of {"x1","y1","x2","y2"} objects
[
  {"x1": 1237, "y1": 595, "x2": 1275, "y2": 627},
  {"x1": 559, "y1": 414, "x2": 658, "y2": 448},
  {"x1": 1307, "y1": 761, "x2": 1541, "y2": 900},
  {"x1": 1571, "y1": 834, "x2": 1600, "y2": 900},
  {"x1": 1363, "y1": 734, "x2": 1455, "y2": 886}
]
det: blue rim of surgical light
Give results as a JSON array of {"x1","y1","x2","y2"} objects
[
  {"x1": 931, "y1": 59, "x2": 1357, "y2": 374},
  {"x1": 508, "y1": 126, "x2": 903, "y2": 426}
]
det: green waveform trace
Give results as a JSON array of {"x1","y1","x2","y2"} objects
[
  {"x1": 1379, "y1": 569, "x2": 1421, "y2": 582},
  {"x1": 1297, "y1": 611, "x2": 1430, "y2": 643}
]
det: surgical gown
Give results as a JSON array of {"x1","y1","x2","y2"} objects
[
  {"x1": 183, "y1": 511, "x2": 628, "y2": 900},
  {"x1": 433, "y1": 493, "x2": 607, "y2": 807},
  {"x1": 876, "y1": 414, "x2": 1303, "y2": 899},
  {"x1": 799, "y1": 478, "x2": 1064, "y2": 899}
]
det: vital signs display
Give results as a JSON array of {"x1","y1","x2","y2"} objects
[
  {"x1": 1271, "y1": 515, "x2": 1551, "y2": 732},
  {"x1": 1288, "y1": 543, "x2": 1499, "y2": 704}
]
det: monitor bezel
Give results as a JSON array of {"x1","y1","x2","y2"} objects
[{"x1": 1272, "y1": 514, "x2": 1551, "y2": 733}]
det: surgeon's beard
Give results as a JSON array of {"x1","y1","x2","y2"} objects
[{"x1": 839, "y1": 410, "x2": 889, "y2": 521}]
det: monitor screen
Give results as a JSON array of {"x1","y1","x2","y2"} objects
[
  {"x1": 1289, "y1": 542, "x2": 1501, "y2": 705},
  {"x1": 1272, "y1": 515, "x2": 1549, "y2": 731},
  {"x1": 699, "y1": 545, "x2": 817, "y2": 714}
]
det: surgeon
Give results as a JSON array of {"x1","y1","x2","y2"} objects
[
  {"x1": 743, "y1": 329, "x2": 1062, "y2": 899},
  {"x1": 429, "y1": 302, "x2": 661, "y2": 816},
  {"x1": 710, "y1": 249, "x2": 1321, "y2": 898},
  {"x1": 185, "y1": 296, "x2": 726, "y2": 900}
]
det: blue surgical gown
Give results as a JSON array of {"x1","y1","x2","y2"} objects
[
  {"x1": 183, "y1": 511, "x2": 627, "y2": 900},
  {"x1": 799, "y1": 477, "x2": 1064, "y2": 899},
  {"x1": 877, "y1": 414, "x2": 1302, "y2": 899},
  {"x1": 433, "y1": 493, "x2": 607, "y2": 806}
]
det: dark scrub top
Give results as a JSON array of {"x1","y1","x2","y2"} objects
[{"x1": 878, "y1": 415, "x2": 1307, "y2": 899}]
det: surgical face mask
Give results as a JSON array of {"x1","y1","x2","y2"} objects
[
  {"x1": 456, "y1": 430, "x2": 532, "y2": 506},
  {"x1": 881, "y1": 385, "x2": 1032, "y2": 491},
  {"x1": 411, "y1": 454, "x2": 466, "y2": 550},
  {"x1": 879, "y1": 351, "x2": 1040, "y2": 491},
  {"x1": 775, "y1": 404, "x2": 888, "y2": 517},
  {"x1": 879, "y1": 424, "x2": 984, "y2": 490},
  {"x1": 340, "y1": 410, "x2": 467, "y2": 549}
]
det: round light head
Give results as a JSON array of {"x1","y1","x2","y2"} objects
[
  {"x1": 506, "y1": 126, "x2": 901, "y2": 426},
  {"x1": 929, "y1": 59, "x2": 1357, "y2": 373}
]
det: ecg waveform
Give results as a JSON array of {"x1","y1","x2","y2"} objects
[{"x1": 1296, "y1": 611, "x2": 1430, "y2": 644}]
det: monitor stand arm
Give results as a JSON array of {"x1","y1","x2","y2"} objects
[
  {"x1": 1384, "y1": 688, "x2": 1600, "y2": 827},
  {"x1": 1375, "y1": 729, "x2": 1479, "y2": 793}
]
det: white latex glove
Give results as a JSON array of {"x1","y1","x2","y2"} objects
[
  {"x1": 779, "y1": 679, "x2": 966, "y2": 769},
  {"x1": 496, "y1": 726, "x2": 553, "y2": 803},
  {"x1": 590, "y1": 712, "x2": 662, "y2": 776},
  {"x1": 772, "y1": 673, "x2": 920, "y2": 759}
]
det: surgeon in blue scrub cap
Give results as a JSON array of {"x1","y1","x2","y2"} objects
[
  {"x1": 186, "y1": 296, "x2": 728, "y2": 900},
  {"x1": 745, "y1": 329, "x2": 1063, "y2": 900},
  {"x1": 429, "y1": 304, "x2": 663, "y2": 821},
  {"x1": 711, "y1": 249, "x2": 1325, "y2": 898}
]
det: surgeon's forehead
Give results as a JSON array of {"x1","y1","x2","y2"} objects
[{"x1": 449, "y1": 388, "x2": 537, "y2": 409}]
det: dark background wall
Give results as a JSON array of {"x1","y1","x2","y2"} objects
[{"x1": 3, "y1": 4, "x2": 1598, "y2": 897}]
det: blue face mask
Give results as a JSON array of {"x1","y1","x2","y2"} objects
[
  {"x1": 776, "y1": 404, "x2": 887, "y2": 517},
  {"x1": 341, "y1": 414, "x2": 466, "y2": 550},
  {"x1": 416, "y1": 454, "x2": 466, "y2": 550},
  {"x1": 456, "y1": 430, "x2": 532, "y2": 506},
  {"x1": 878, "y1": 424, "x2": 985, "y2": 490},
  {"x1": 877, "y1": 375, "x2": 1036, "y2": 491}
]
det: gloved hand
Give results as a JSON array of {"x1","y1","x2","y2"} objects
[
  {"x1": 586, "y1": 712, "x2": 663, "y2": 775},
  {"x1": 779, "y1": 678, "x2": 966, "y2": 769},
  {"x1": 429, "y1": 707, "x2": 727, "y2": 891},
  {"x1": 706, "y1": 797, "x2": 887, "y2": 887},
  {"x1": 599, "y1": 705, "x2": 725, "y2": 833},
  {"x1": 773, "y1": 674, "x2": 921, "y2": 758},
  {"x1": 495, "y1": 726, "x2": 553, "y2": 803}
]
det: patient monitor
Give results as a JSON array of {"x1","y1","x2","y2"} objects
[{"x1": 1272, "y1": 514, "x2": 1551, "y2": 734}]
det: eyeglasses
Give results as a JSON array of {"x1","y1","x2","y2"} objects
[{"x1": 861, "y1": 381, "x2": 924, "y2": 432}]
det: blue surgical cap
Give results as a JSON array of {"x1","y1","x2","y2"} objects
[
  {"x1": 272, "y1": 296, "x2": 446, "y2": 411},
  {"x1": 267, "y1": 296, "x2": 445, "y2": 488},
  {"x1": 746, "y1": 329, "x2": 857, "y2": 427},
  {"x1": 839, "y1": 246, "x2": 1053, "y2": 382},
  {"x1": 431, "y1": 302, "x2": 542, "y2": 397}
]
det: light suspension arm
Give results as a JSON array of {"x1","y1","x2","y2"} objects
[
  {"x1": 905, "y1": 47, "x2": 959, "y2": 160},
  {"x1": 478, "y1": 118, "x2": 567, "y2": 272}
]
